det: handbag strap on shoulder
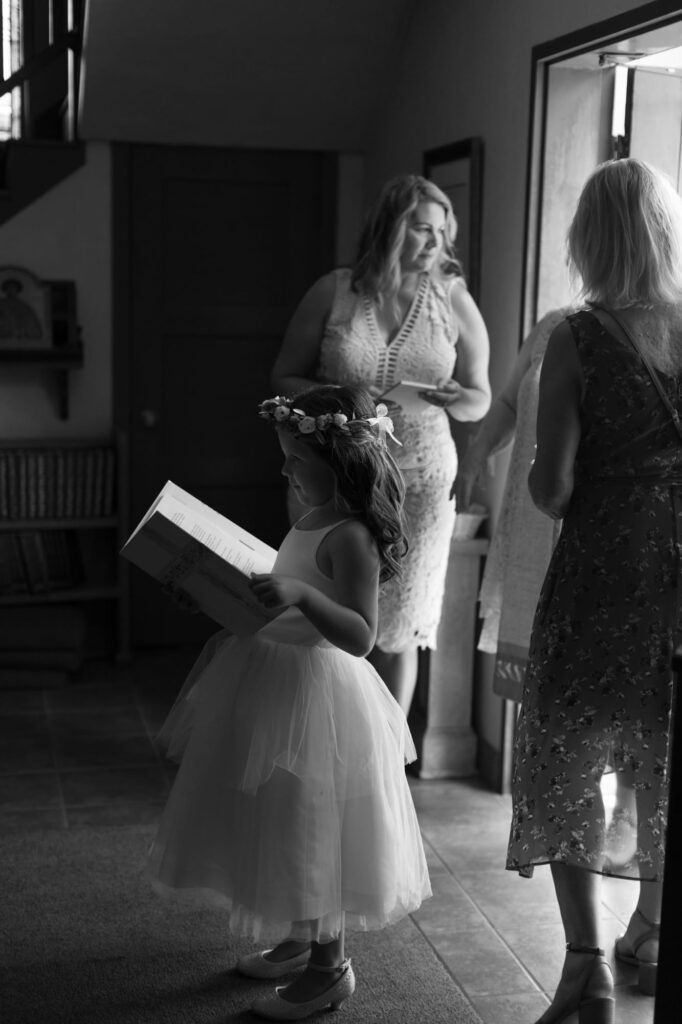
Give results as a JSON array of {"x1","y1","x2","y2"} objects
[{"x1": 591, "y1": 305, "x2": 682, "y2": 442}]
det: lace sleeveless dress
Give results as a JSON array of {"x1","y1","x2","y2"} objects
[
  {"x1": 148, "y1": 517, "x2": 431, "y2": 942},
  {"x1": 316, "y1": 268, "x2": 458, "y2": 651},
  {"x1": 507, "y1": 310, "x2": 678, "y2": 881}
]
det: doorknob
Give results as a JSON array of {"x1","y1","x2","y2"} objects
[{"x1": 140, "y1": 409, "x2": 159, "y2": 428}]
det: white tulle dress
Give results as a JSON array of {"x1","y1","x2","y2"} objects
[{"x1": 148, "y1": 517, "x2": 432, "y2": 944}]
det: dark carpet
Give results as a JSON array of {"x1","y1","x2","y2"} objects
[{"x1": 1, "y1": 824, "x2": 483, "y2": 1023}]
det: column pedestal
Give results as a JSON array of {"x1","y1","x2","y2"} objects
[{"x1": 419, "y1": 537, "x2": 488, "y2": 780}]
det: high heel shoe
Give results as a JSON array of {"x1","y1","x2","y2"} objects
[
  {"x1": 615, "y1": 907, "x2": 660, "y2": 996},
  {"x1": 251, "y1": 959, "x2": 355, "y2": 1020},
  {"x1": 534, "y1": 945, "x2": 615, "y2": 1024},
  {"x1": 236, "y1": 946, "x2": 310, "y2": 979}
]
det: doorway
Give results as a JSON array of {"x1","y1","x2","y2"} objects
[
  {"x1": 523, "y1": 2, "x2": 682, "y2": 334},
  {"x1": 113, "y1": 145, "x2": 337, "y2": 649}
]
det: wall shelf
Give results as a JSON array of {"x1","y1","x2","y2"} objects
[{"x1": 0, "y1": 267, "x2": 82, "y2": 419}]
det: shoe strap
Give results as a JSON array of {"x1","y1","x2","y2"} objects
[
  {"x1": 566, "y1": 943, "x2": 605, "y2": 956},
  {"x1": 308, "y1": 958, "x2": 351, "y2": 973}
]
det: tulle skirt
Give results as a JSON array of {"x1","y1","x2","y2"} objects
[{"x1": 148, "y1": 630, "x2": 431, "y2": 943}]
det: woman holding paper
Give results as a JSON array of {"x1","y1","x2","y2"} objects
[{"x1": 272, "y1": 174, "x2": 490, "y2": 712}]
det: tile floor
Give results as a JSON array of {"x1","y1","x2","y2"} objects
[{"x1": 0, "y1": 649, "x2": 656, "y2": 1024}]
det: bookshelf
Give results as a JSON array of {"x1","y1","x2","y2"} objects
[{"x1": 0, "y1": 435, "x2": 130, "y2": 664}]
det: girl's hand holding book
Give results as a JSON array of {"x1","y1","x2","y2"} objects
[{"x1": 249, "y1": 572, "x2": 300, "y2": 610}]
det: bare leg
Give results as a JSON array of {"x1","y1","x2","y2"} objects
[
  {"x1": 617, "y1": 782, "x2": 662, "y2": 962},
  {"x1": 534, "y1": 864, "x2": 613, "y2": 1024},
  {"x1": 367, "y1": 646, "x2": 419, "y2": 715},
  {"x1": 278, "y1": 918, "x2": 346, "y2": 1003},
  {"x1": 551, "y1": 862, "x2": 602, "y2": 947}
]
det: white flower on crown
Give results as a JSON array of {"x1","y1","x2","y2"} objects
[
  {"x1": 332, "y1": 413, "x2": 348, "y2": 427},
  {"x1": 273, "y1": 405, "x2": 290, "y2": 421},
  {"x1": 299, "y1": 416, "x2": 317, "y2": 434}
]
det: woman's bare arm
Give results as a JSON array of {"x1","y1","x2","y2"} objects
[
  {"x1": 271, "y1": 272, "x2": 337, "y2": 396},
  {"x1": 529, "y1": 321, "x2": 583, "y2": 520},
  {"x1": 425, "y1": 282, "x2": 491, "y2": 422}
]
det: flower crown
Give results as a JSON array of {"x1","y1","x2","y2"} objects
[{"x1": 258, "y1": 395, "x2": 402, "y2": 446}]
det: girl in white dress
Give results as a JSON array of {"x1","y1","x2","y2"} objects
[{"x1": 148, "y1": 384, "x2": 431, "y2": 1021}]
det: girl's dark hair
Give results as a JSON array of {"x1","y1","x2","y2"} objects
[{"x1": 288, "y1": 384, "x2": 407, "y2": 582}]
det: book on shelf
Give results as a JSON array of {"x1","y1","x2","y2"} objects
[
  {"x1": 121, "y1": 480, "x2": 282, "y2": 635},
  {"x1": 0, "y1": 443, "x2": 116, "y2": 522},
  {"x1": 379, "y1": 380, "x2": 439, "y2": 414}
]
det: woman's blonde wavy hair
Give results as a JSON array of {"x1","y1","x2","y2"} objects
[
  {"x1": 568, "y1": 158, "x2": 682, "y2": 307},
  {"x1": 351, "y1": 174, "x2": 463, "y2": 315}
]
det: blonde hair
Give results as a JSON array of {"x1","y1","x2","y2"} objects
[
  {"x1": 351, "y1": 175, "x2": 463, "y2": 311},
  {"x1": 568, "y1": 158, "x2": 682, "y2": 307}
]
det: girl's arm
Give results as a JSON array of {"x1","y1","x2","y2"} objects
[
  {"x1": 249, "y1": 521, "x2": 380, "y2": 657},
  {"x1": 529, "y1": 320, "x2": 583, "y2": 520},
  {"x1": 271, "y1": 273, "x2": 337, "y2": 396},
  {"x1": 423, "y1": 282, "x2": 491, "y2": 422}
]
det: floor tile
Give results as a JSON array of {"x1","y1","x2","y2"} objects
[
  {"x1": 429, "y1": 924, "x2": 538, "y2": 997},
  {"x1": 49, "y1": 706, "x2": 147, "y2": 737},
  {"x1": 471, "y1": 991, "x2": 550, "y2": 1024},
  {"x1": 0, "y1": 731, "x2": 54, "y2": 772},
  {"x1": 0, "y1": 770, "x2": 62, "y2": 811},
  {"x1": 51, "y1": 732, "x2": 159, "y2": 769},
  {"x1": 0, "y1": 654, "x2": 662, "y2": 1024},
  {"x1": 45, "y1": 681, "x2": 137, "y2": 712},
  {"x1": 66, "y1": 799, "x2": 166, "y2": 827},
  {"x1": 0, "y1": 804, "x2": 65, "y2": 831},
  {"x1": 60, "y1": 764, "x2": 170, "y2": 807},
  {"x1": 0, "y1": 689, "x2": 45, "y2": 713},
  {"x1": 0, "y1": 709, "x2": 48, "y2": 735}
]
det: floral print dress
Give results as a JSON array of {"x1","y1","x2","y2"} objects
[{"x1": 507, "y1": 310, "x2": 678, "y2": 881}]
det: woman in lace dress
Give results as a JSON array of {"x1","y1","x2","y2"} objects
[
  {"x1": 272, "y1": 174, "x2": 490, "y2": 712},
  {"x1": 507, "y1": 159, "x2": 681, "y2": 1024}
]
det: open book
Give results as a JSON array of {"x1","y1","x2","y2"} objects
[
  {"x1": 379, "y1": 380, "x2": 438, "y2": 414},
  {"x1": 120, "y1": 480, "x2": 282, "y2": 635}
]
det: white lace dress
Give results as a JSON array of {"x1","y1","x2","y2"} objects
[{"x1": 316, "y1": 268, "x2": 458, "y2": 651}]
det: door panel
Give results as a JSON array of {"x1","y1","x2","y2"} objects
[{"x1": 122, "y1": 145, "x2": 336, "y2": 647}]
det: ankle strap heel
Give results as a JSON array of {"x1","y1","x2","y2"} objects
[
  {"x1": 566, "y1": 944, "x2": 605, "y2": 956},
  {"x1": 578, "y1": 998, "x2": 615, "y2": 1024},
  {"x1": 308, "y1": 958, "x2": 351, "y2": 974},
  {"x1": 638, "y1": 960, "x2": 657, "y2": 997}
]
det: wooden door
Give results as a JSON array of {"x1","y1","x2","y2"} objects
[{"x1": 116, "y1": 145, "x2": 336, "y2": 647}]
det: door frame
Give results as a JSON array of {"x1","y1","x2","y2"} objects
[{"x1": 520, "y1": 0, "x2": 682, "y2": 341}]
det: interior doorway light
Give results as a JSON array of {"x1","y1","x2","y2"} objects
[
  {"x1": 628, "y1": 45, "x2": 682, "y2": 72},
  {"x1": 612, "y1": 64, "x2": 628, "y2": 138}
]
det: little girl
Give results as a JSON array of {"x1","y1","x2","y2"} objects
[{"x1": 148, "y1": 384, "x2": 432, "y2": 1020}]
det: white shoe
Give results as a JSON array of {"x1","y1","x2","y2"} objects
[
  {"x1": 251, "y1": 959, "x2": 355, "y2": 1020},
  {"x1": 236, "y1": 947, "x2": 310, "y2": 979}
]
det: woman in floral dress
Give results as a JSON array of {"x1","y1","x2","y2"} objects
[
  {"x1": 507, "y1": 159, "x2": 682, "y2": 1024},
  {"x1": 271, "y1": 175, "x2": 490, "y2": 713}
]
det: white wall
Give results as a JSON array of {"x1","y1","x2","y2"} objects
[{"x1": 0, "y1": 143, "x2": 112, "y2": 440}]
